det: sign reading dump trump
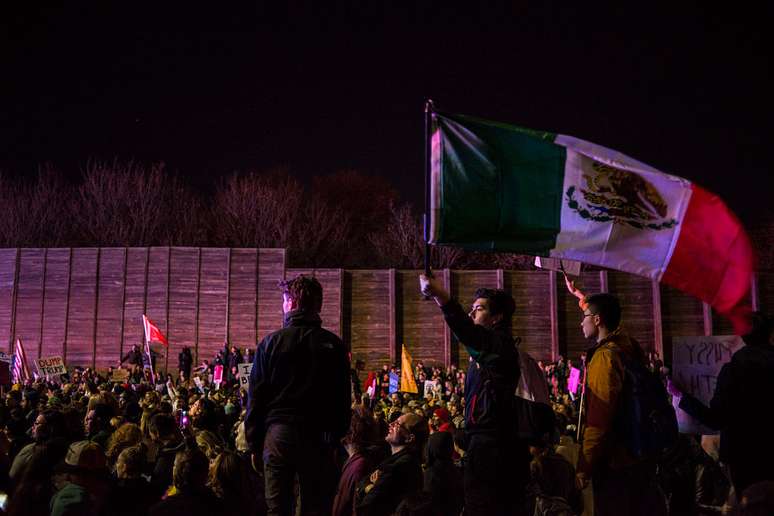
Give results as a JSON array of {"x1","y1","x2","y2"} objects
[
  {"x1": 671, "y1": 335, "x2": 743, "y2": 435},
  {"x1": 36, "y1": 356, "x2": 67, "y2": 377}
]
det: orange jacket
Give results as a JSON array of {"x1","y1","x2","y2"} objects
[{"x1": 577, "y1": 328, "x2": 644, "y2": 475}]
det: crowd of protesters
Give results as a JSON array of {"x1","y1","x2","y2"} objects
[{"x1": 1, "y1": 272, "x2": 773, "y2": 515}]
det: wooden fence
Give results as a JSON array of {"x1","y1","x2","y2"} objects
[{"x1": 2, "y1": 248, "x2": 772, "y2": 372}]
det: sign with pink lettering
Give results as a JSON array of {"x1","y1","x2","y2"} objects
[{"x1": 672, "y1": 335, "x2": 743, "y2": 434}]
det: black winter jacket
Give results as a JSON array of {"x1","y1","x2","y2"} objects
[{"x1": 245, "y1": 309, "x2": 351, "y2": 452}]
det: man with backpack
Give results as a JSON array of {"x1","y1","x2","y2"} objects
[{"x1": 576, "y1": 293, "x2": 670, "y2": 516}]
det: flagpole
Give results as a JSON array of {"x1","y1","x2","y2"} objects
[{"x1": 424, "y1": 98, "x2": 434, "y2": 278}]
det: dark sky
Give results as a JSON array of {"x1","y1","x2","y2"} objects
[{"x1": 1, "y1": 3, "x2": 772, "y2": 225}]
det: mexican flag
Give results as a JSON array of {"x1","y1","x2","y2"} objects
[{"x1": 429, "y1": 111, "x2": 754, "y2": 333}]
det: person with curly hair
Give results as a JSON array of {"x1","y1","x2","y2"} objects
[{"x1": 105, "y1": 422, "x2": 143, "y2": 469}]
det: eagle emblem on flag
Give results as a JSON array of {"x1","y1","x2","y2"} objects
[{"x1": 566, "y1": 160, "x2": 678, "y2": 230}]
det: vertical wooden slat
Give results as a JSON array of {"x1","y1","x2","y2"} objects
[
  {"x1": 168, "y1": 248, "x2": 200, "y2": 377},
  {"x1": 63, "y1": 248, "x2": 73, "y2": 363},
  {"x1": 14, "y1": 250, "x2": 46, "y2": 365},
  {"x1": 122, "y1": 248, "x2": 149, "y2": 359},
  {"x1": 496, "y1": 269, "x2": 504, "y2": 289},
  {"x1": 388, "y1": 268, "x2": 396, "y2": 365},
  {"x1": 651, "y1": 279, "x2": 663, "y2": 358},
  {"x1": 702, "y1": 303, "x2": 713, "y2": 336},
  {"x1": 338, "y1": 268, "x2": 344, "y2": 342},
  {"x1": 41, "y1": 249, "x2": 71, "y2": 359},
  {"x1": 8, "y1": 249, "x2": 20, "y2": 352},
  {"x1": 751, "y1": 274, "x2": 760, "y2": 312},
  {"x1": 38, "y1": 249, "x2": 48, "y2": 358},
  {"x1": 599, "y1": 270, "x2": 608, "y2": 293},
  {"x1": 225, "y1": 248, "x2": 232, "y2": 343},
  {"x1": 66, "y1": 249, "x2": 99, "y2": 367},
  {"x1": 91, "y1": 248, "x2": 101, "y2": 368},
  {"x1": 442, "y1": 268, "x2": 451, "y2": 368},
  {"x1": 165, "y1": 247, "x2": 172, "y2": 372},
  {"x1": 95, "y1": 249, "x2": 126, "y2": 369},
  {"x1": 195, "y1": 247, "x2": 202, "y2": 364},
  {"x1": 549, "y1": 271, "x2": 559, "y2": 361},
  {"x1": 0, "y1": 249, "x2": 19, "y2": 352},
  {"x1": 119, "y1": 248, "x2": 128, "y2": 359},
  {"x1": 228, "y1": 249, "x2": 258, "y2": 352}
]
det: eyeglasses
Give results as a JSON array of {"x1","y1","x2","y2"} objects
[{"x1": 582, "y1": 312, "x2": 597, "y2": 320}]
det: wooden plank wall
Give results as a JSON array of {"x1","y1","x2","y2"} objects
[
  {"x1": 168, "y1": 248, "x2": 199, "y2": 374},
  {"x1": 3, "y1": 248, "x2": 774, "y2": 373},
  {"x1": 95, "y1": 248, "x2": 126, "y2": 369},
  {"x1": 397, "y1": 270, "x2": 446, "y2": 366},
  {"x1": 41, "y1": 249, "x2": 70, "y2": 359},
  {"x1": 257, "y1": 249, "x2": 285, "y2": 342},
  {"x1": 0, "y1": 249, "x2": 18, "y2": 351},
  {"x1": 506, "y1": 270, "x2": 553, "y2": 362},
  {"x1": 344, "y1": 270, "x2": 391, "y2": 370}
]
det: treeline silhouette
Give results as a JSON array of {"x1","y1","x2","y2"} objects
[{"x1": 0, "y1": 161, "x2": 541, "y2": 269}]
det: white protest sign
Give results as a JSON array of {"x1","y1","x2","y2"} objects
[
  {"x1": 238, "y1": 363, "x2": 253, "y2": 390},
  {"x1": 672, "y1": 335, "x2": 743, "y2": 435},
  {"x1": 194, "y1": 376, "x2": 205, "y2": 393},
  {"x1": 424, "y1": 380, "x2": 438, "y2": 398},
  {"x1": 36, "y1": 356, "x2": 67, "y2": 377}
]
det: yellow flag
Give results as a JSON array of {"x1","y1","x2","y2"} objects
[{"x1": 399, "y1": 345, "x2": 419, "y2": 393}]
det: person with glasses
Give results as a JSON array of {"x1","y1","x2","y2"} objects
[
  {"x1": 576, "y1": 293, "x2": 666, "y2": 516},
  {"x1": 355, "y1": 413, "x2": 427, "y2": 516},
  {"x1": 419, "y1": 274, "x2": 525, "y2": 516}
]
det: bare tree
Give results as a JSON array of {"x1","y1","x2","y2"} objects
[
  {"x1": 0, "y1": 166, "x2": 73, "y2": 247},
  {"x1": 72, "y1": 160, "x2": 203, "y2": 246}
]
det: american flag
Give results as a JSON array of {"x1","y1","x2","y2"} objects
[{"x1": 12, "y1": 338, "x2": 31, "y2": 384}]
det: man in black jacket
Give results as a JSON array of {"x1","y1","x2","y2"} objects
[
  {"x1": 246, "y1": 274, "x2": 351, "y2": 516},
  {"x1": 420, "y1": 274, "x2": 526, "y2": 515}
]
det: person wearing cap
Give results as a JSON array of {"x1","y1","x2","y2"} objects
[{"x1": 50, "y1": 440, "x2": 111, "y2": 516}]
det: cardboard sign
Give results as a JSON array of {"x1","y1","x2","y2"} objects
[
  {"x1": 36, "y1": 356, "x2": 66, "y2": 377},
  {"x1": 110, "y1": 368, "x2": 131, "y2": 383},
  {"x1": 238, "y1": 363, "x2": 253, "y2": 390},
  {"x1": 534, "y1": 257, "x2": 582, "y2": 276},
  {"x1": 424, "y1": 380, "x2": 438, "y2": 398},
  {"x1": 672, "y1": 335, "x2": 744, "y2": 435},
  {"x1": 567, "y1": 367, "x2": 581, "y2": 394}
]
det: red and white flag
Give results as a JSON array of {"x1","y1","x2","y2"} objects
[
  {"x1": 12, "y1": 338, "x2": 31, "y2": 384},
  {"x1": 143, "y1": 315, "x2": 168, "y2": 347}
]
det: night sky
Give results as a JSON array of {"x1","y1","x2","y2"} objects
[{"x1": 2, "y1": 3, "x2": 772, "y2": 225}]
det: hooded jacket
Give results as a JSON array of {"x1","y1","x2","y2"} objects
[{"x1": 578, "y1": 327, "x2": 645, "y2": 475}]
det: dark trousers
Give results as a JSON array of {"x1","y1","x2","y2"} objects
[
  {"x1": 464, "y1": 433, "x2": 529, "y2": 516},
  {"x1": 592, "y1": 462, "x2": 667, "y2": 516},
  {"x1": 263, "y1": 423, "x2": 334, "y2": 516}
]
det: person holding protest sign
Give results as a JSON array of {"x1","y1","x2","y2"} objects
[
  {"x1": 668, "y1": 312, "x2": 774, "y2": 495},
  {"x1": 245, "y1": 274, "x2": 351, "y2": 516}
]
